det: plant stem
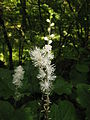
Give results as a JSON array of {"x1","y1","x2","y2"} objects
[{"x1": 42, "y1": 94, "x2": 50, "y2": 120}]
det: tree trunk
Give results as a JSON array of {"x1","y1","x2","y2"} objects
[
  {"x1": 2, "y1": 20, "x2": 13, "y2": 69},
  {"x1": 0, "y1": 1, "x2": 13, "y2": 69},
  {"x1": 20, "y1": 0, "x2": 27, "y2": 32}
]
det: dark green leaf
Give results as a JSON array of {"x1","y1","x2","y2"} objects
[
  {"x1": 76, "y1": 64, "x2": 89, "y2": 73},
  {"x1": 77, "y1": 84, "x2": 90, "y2": 120},
  {"x1": 0, "y1": 68, "x2": 14, "y2": 99},
  {"x1": 0, "y1": 101, "x2": 14, "y2": 120},
  {"x1": 70, "y1": 69, "x2": 88, "y2": 85},
  {"x1": 49, "y1": 100, "x2": 78, "y2": 120},
  {"x1": 54, "y1": 76, "x2": 72, "y2": 95}
]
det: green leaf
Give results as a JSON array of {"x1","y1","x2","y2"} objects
[
  {"x1": 13, "y1": 101, "x2": 39, "y2": 120},
  {"x1": 24, "y1": 61, "x2": 40, "y2": 94},
  {"x1": 13, "y1": 107, "x2": 33, "y2": 120},
  {"x1": 0, "y1": 101, "x2": 14, "y2": 120},
  {"x1": 54, "y1": 76, "x2": 72, "y2": 95},
  {"x1": 77, "y1": 84, "x2": 90, "y2": 107},
  {"x1": 76, "y1": 84, "x2": 90, "y2": 120},
  {"x1": 70, "y1": 69, "x2": 88, "y2": 85},
  {"x1": 0, "y1": 100, "x2": 34, "y2": 120},
  {"x1": 0, "y1": 68, "x2": 14, "y2": 99},
  {"x1": 25, "y1": 100, "x2": 39, "y2": 120},
  {"x1": 50, "y1": 103, "x2": 60, "y2": 120},
  {"x1": 76, "y1": 64, "x2": 89, "y2": 73},
  {"x1": 49, "y1": 100, "x2": 78, "y2": 120}
]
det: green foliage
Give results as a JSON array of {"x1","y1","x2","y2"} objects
[
  {"x1": 49, "y1": 100, "x2": 78, "y2": 120},
  {"x1": 0, "y1": 101, "x2": 14, "y2": 120},
  {"x1": 13, "y1": 107, "x2": 33, "y2": 120},
  {"x1": 76, "y1": 84, "x2": 90, "y2": 120},
  {"x1": 77, "y1": 83, "x2": 90, "y2": 108},
  {"x1": 70, "y1": 63, "x2": 89, "y2": 85},
  {"x1": 23, "y1": 61, "x2": 40, "y2": 94},
  {"x1": 0, "y1": 68, "x2": 14, "y2": 99},
  {"x1": 70, "y1": 68, "x2": 88, "y2": 85},
  {"x1": 54, "y1": 76, "x2": 72, "y2": 95},
  {"x1": 76, "y1": 63, "x2": 89, "y2": 73},
  {"x1": 0, "y1": 100, "x2": 34, "y2": 120},
  {"x1": 62, "y1": 45, "x2": 78, "y2": 60},
  {"x1": 25, "y1": 100, "x2": 39, "y2": 120},
  {"x1": 0, "y1": 0, "x2": 89, "y2": 119}
]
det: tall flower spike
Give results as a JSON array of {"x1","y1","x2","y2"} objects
[
  {"x1": 12, "y1": 65, "x2": 25, "y2": 88},
  {"x1": 30, "y1": 16, "x2": 56, "y2": 120},
  {"x1": 30, "y1": 19, "x2": 56, "y2": 95}
]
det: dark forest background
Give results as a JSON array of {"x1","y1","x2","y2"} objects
[{"x1": 0, "y1": 0, "x2": 90, "y2": 120}]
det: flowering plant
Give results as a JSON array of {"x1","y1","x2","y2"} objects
[
  {"x1": 30, "y1": 44, "x2": 56, "y2": 95},
  {"x1": 30, "y1": 17, "x2": 56, "y2": 119},
  {"x1": 12, "y1": 65, "x2": 25, "y2": 88},
  {"x1": 12, "y1": 65, "x2": 25, "y2": 100}
]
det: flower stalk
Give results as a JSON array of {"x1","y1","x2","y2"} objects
[
  {"x1": 30, "y1": 16, "x2": 56, "y2": 120},
  {"x1": 12, "y1": 65, "x2": 25, "y2": 100}
]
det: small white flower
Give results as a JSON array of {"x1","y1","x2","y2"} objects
[
  {"x1": 48, "y1": 40, "x2": 52, "y2": 44},
  {"x1": 50, "y1": 23, "x2": 54, "y2": 27},
  {"x1": 46, "y1": 19, "x2": 50, "y2": 23},
  {"x1": 46, "y1": 65, "x2": 56, "y2": 81},
  {"x1": 50, "y1": 34, "x2": 54, "y2": 38},
  {"x1": 48, "y1": 27, "x2": 51, "y2": 32},
  {"x1": 47, "y1": 52, "x2": 54, "y2": 60},
  {"x1": 40, "y1": 80, "x2": 51, "y2": 94},
  {"x1": 44, "y1": 37, "x2": 48, "y2": 41},
  {"x1": 30, "y1": 47, "x2": 43, "y2": 67},
  {"x1": 42, "y1": 57, "x2": 51, "y2": 66},
  {"x1": 44, "y1": 45, "x2": 52, "y2": 52},
  {"x1": 37, "y1": 68, "x2": 46, "y2": 80}
]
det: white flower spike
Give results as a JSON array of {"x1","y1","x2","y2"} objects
[{"x1": 12, "y1": 65, "x2": 25, "y2": 88}]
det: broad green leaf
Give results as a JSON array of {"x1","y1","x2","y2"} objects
[
  {"x1": 54, "y1": 76, "x2": 72, "y2": 95},
  {"x1": 49, "y1": 100, "x2": 78, "y2": 120}
]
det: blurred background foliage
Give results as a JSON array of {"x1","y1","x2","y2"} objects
[{"x1": 0, "y1": 0, "x2": 90, "y2": 120}]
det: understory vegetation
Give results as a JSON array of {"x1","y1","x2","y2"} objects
[{"x1": 0, "y1": 0, "x2": 90, "y2": 120}]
